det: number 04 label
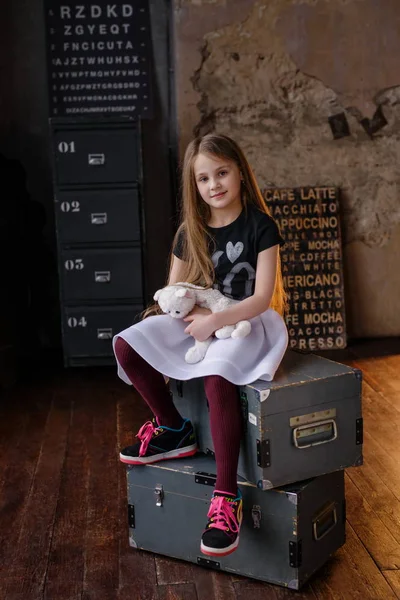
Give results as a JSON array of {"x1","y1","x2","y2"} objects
[{"x1": 67, "y1": 316, "x2": 87, "y2": 328}]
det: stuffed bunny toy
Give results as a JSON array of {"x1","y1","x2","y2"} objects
[{"x1": 153, "y1": 282, "x2": 251, "y2": 364}]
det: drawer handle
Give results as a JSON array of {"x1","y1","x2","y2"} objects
[
  {"x1": 95, "y1": 270, "x2": 111, "y2": 283},
  {"x1": 91, "y1": 212, "x2": 108, "y2": 225},
  {"x1": 88, "y1": 153, "x2": 105, "y2": 166},
  {"x1": 313, "y1": 502, "x2": 337, "y2": 541},
  {"x1": 293, "y1": 418, "x2": 337, "y2": 449},
  {"x1": 97, "y1": 328, "x2": 112, "y2": 340}
]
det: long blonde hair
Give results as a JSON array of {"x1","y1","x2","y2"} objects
[{"x1": 144, "y1": 133, "x2": 287, "y2": 317}]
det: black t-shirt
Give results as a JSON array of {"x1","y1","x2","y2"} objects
[{"x1": 173, "y1": 204, "x2": 284, "y2": 300}]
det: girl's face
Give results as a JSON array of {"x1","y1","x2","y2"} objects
[{"x1": 193, "y1": 153, "x2": 242, "y2": 214}]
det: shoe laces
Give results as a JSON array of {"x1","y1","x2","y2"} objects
[
  {"x1": 136, "y1": 419, "x2": 161, "y2": 456},
  {"x1": 207, "y1": 494, "x2": 240, "y2": 534}
]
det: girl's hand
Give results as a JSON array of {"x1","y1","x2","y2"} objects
[
  {"x1": 183, "y1": 313, "x2": 218, "y2": 342},
  {"x1": 188, "y1": 305, "x2": 211, "y2": 316}
]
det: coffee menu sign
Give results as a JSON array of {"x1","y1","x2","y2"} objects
[
  {"x1": 264, "y1": 187, "x2": 347, "y2": 351},
  {"x1": 44, "y1": 1, "x2": 153, "y2": 117}
]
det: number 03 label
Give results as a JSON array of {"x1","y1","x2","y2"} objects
[{"x1": 64, "y1": 258, "x2": 84, "y2": 271}]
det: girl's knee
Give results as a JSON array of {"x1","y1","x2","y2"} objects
[
  {"x1": 114, "y1": 336, "x2": 127, "y2": 353},
  {"x1": 114, "y1": 337, "x2": 134, "y2": 368}
]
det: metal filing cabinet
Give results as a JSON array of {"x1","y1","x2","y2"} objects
[{"x1": 50, "y1": 118, "x2": 145, "y2": 366}]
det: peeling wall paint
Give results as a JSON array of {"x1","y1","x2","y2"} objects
[
  {"x1": 278, "y1": 0, "x2": 400, "y2": 118},
  {"x1": 174, "y1": 0, "x2": 400, "y2": 337}
]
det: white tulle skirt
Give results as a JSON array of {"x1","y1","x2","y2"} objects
[{"x1": 113, "y1": 308, "x2": 288, "y2": 386}]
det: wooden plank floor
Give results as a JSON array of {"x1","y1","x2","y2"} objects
[{"x1": 1, "y1": 339, "x2": 400, "y2": 600}]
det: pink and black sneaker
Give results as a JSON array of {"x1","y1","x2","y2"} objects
[
  {"x1": 200, "y1": 489, "x2": 243, "y2": 557},
  {"x1": 119, "y1": 417, "x2": 198, "y2": 465}
]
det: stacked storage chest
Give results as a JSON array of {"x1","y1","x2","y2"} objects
[{"x1": 126, "y1": 350, "x2": 363, "y2": 590}]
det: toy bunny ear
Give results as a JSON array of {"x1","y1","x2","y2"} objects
[
  {"x1": 178, "y1": 289, "x2": 193, "y2": 299},
  {"x1": 153, "y1": 289, "x2": 162, "y2": 301},
  {"x1": 175, "y1": 288, "x2": 186, "y2": 298}
]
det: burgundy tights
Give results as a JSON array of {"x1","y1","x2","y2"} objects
[{"x1": 114, "y1": 337, "x2": 243, "y2": 495}]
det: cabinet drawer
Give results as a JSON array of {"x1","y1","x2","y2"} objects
[
  {"x1": 55, "y1": 189, "x2": 141, "y2": 244},
  {"x1": 53, "y1": 127, "x2": 139, "y2": 185},
  {"x1": 62, "y1": 305, "x2": 142, "y2": 357},
  {"x1": 61, "y1": 248, "x2": 143, "y2": 301}
]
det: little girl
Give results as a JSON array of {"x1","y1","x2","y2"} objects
[{"x1": 113, "y1": 133, "x2": 288, "y2": 558}]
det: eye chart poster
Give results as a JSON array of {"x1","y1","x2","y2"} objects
[{"x1": 44, "y1": 1, "x2": 153, "y2": 117}]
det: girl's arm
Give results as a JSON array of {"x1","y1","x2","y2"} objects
[
  {"x1": 168, "y1": 255, "x2": 187, "y2": 285},
  {"x1": 211, "y1": 245, "x2": 278, "y2": 328}
]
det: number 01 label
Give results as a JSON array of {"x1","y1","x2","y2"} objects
[{"x1": 58, "y1": 141, "x2": 76, "y2": 153}]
